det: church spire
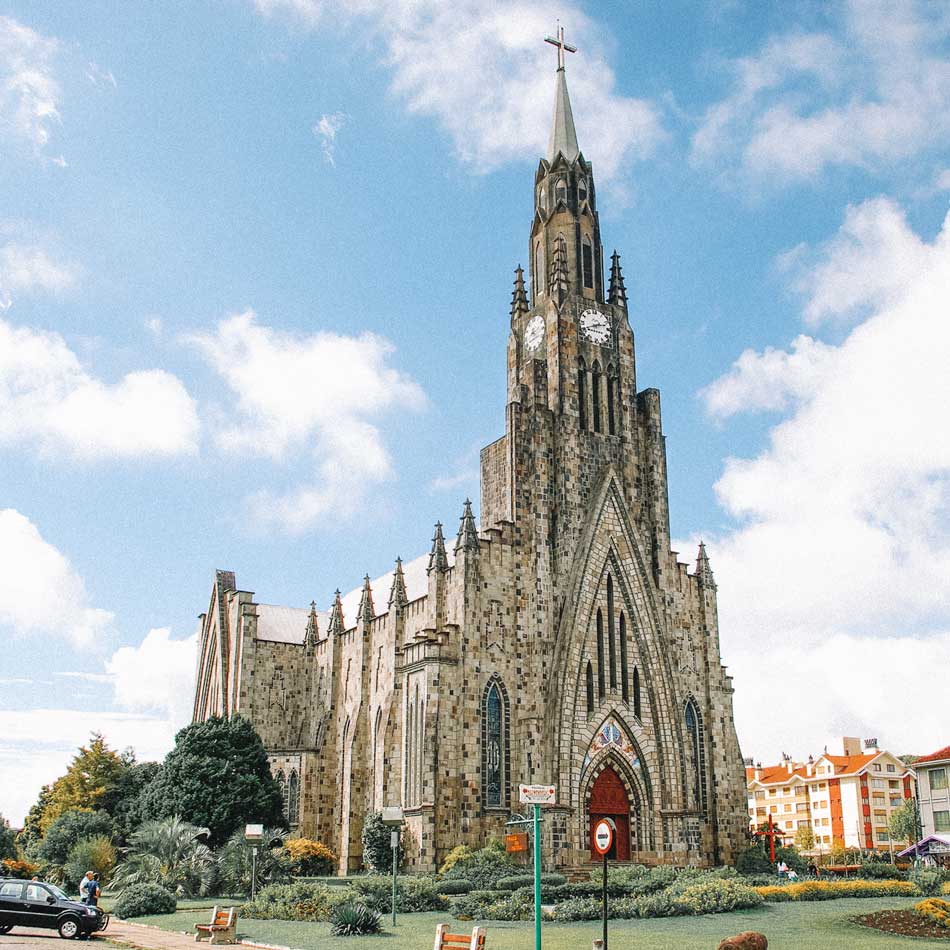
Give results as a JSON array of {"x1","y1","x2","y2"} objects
[
  {"x1": 454, "y1": 498, "x2": 479, "y2": 554},
  {"x1": 357, "y1": 574, "x2": 375, "y2": 625},
  {"x1": 510, "y1": 266, "x2": 529, "y2": 323},
  {"x1": 545, "y1": 24, "x2": 579, "y2": 163},
  {"x1": 329, "y1": 588, "x2": 345, "y2": 635},
  {"x1": 388, "y1": 556, "x2": 408, "y2": 611},
  {"x1": 608, "y1": 250, "x2": 628, "y2": 309},
  {"x1": 427, "y1": 521, "x2": 449, "y2": 574},
  {"x1": 695, "y1": 541, "x2": 717, "y2": 591},
  {"x1": 304, "y1": 600, "x2": 319, "y2": 648}
]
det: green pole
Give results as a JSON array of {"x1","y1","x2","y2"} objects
[
  {"x1": 533, "y1": 804, "x2": 542, "y2": 950},
  {"x1": 391, "y1": 831, "x2": 398, "y2": 927}
]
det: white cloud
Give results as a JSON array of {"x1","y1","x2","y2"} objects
[
  {"x1": 699, "y1": 196, "x2": 950, "y2": 760},
  {"x1": 254, "y1": 0, "x2": 664, "y2": 186},
  {"x1": 85, "y1": 61, "x2": 116, "y2": 89},
  {"x1": 936, "y1": 169, "x2": 950, "y2": 192},
  {"x1": 0, "y1": 316, "x2": 200, "y2": 459},
  {"x1": 0, "y1": 15, "x2": 62, "y2": 159},
  {"x1": 0, "y1": 508, "x2": 113, "y2": 646},
  {"x1": 187, "y1": 310, "x2": 424, "y2": 531},
  {"x1": 107, "y1": 627, "x2": 197, "y2": 731},
  {"x1": 691, "y1": 1, "x2": 950, "y2": 183},
  {"x1": 312, "y1": 112, "x2": 345, "y2": 166},
  {"x1": 0, "y1": 241, "x2": 76, "y2": 310}
]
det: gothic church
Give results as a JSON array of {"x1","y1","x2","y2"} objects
[{"x1": 193, "y1": 40, "x2": 747, "y2": 872}]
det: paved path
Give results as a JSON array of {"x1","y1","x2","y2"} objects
[{"x1": 0, "y1": 923, "x2": 281, "y2": 950}]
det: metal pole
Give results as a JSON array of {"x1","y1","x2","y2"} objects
[
  {"x1": 533, "y1": 804, "x2": 542, "y2": 950},
  {"x1": 391, "y1": 830, "x2": 399, "y2": 927},
  {"x1": 601, "y1": 850, "x2": 608, "y2": 950},
  {"x1": 251, "y1": 846, "x2": 257, "y2": 900}
]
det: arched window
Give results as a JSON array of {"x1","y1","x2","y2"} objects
[
  {"x1": 586, "y1": 661, "x2": 594, "y2": 713},
  {"x1": 596, "y1": 609, "x2": 606, "y2": 700},
  {"x1": 538, "y1": 184, "x2": 547, "y2": 214},
  {"x1": 405, "y1": 691, "x2": 415, "y2": 803},
  {"x1": 607, "y1": 369, "x2": 616, "y2": 435},
  {"x1": 416, "y1": 692, "x2": 425, "y2": 804},
  {"x1": 607, "y1": 575, "x2": 617, "y2": 689},
  {"x1": 685, "y1": 699, "x2": 707, "y2": 817},
  {"x1": 582, "y1": 236, "x2": 594, "y2": 289},
  {"x1": 535, "y1": 242, "x2": 544, "y2": 299},
  {"x1": 578, "y1": 176, "x2": 588, "y2": 203},
  {"x1": 288, "y1": 770, "x2": 300, "y2": 825},
  {"x1": 483, "y1": 679, "x2": 508, "y2": 809},
  {"x1": 578, "y1": 358, "x2": 588, "y2": 430},
  {"x1": 633, "y1": 665, "x2": 641, "y2": 719},
  {"x1": 555, "y1": 177, "x2": 568, "y2": 203},
  {"x1": 592, "y1": 362, "x2": 602, "y2": 433},
  {"x1": 275, "y1": 770, "x2": 288, "y2": 819},
  {"x1": 619, "y1": 612, "x2": 629, "y2": 703}
]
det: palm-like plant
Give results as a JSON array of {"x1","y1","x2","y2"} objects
[
  {"x1": 112, "y1": 816, "x2": 214, "y2": 897},
  {"x1": 216, "y1": 827, "x2": 288, "y2": 894}
]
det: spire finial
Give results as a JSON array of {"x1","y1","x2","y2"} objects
[
  {"x1": 388, "y1": 556, "x2": 408, "y2": 611},
  {"x1": 608, "y1": 250, "x2": 628, "y2": 309},
  {"x1": 427, "y1": 521, "x2": 449, "y2": 574},
  {"x1": 454, "y1": 498, "x2": 479, "y2": 554},
  {"x1": 544, "y1": 22, "x2": 577, "y2": 72},
  {"x1": 358, "y1": 573, "x2": 375, "y2": 624},
  {"x1": 511, "y1": 265, "x2": 529, "y2": 323},
  {"x1": 305, "y1": 600, "x2": 319, "y2": 648},
  {"x1": 329, "y1": 588, "x2": 345, "y2": 635},
  {"x1": 695, "y1": 540, "x2": 717, "y2": 591}
]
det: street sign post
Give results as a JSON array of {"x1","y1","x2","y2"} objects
[
  {"x1": 592, "y1": 818, "x2": 616, "y2": 950},
  {"x1": 515, "y1": 784, "x2": 556, "y2": 950}
]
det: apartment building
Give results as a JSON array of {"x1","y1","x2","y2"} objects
[
  {"x1": 915, "y1": 744, "x2": 950, "y2": 838},
  {"x1": 746, "y1": 737, "x2": 915, "y2": 852}
]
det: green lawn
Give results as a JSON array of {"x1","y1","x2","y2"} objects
[{"x1": 133, "y1": 899, "x2": 945, "y2": 949}]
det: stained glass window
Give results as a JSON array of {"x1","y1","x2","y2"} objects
[
  {"x1": 485, "y1": 683, "x2": 504, "y2": 807},
  {"x1": 288, "y1": 770, "x2": 299, "y2": 825}
]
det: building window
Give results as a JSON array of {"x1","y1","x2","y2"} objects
[
  {"x1": 619, "y1": 611, "x2": 629, "y2": 704},
  {"x1": 886, "y1": 764, "x2": 895, "y2": 772},
  {"x1": 276, "y1": 770, "x2": 288, "y2": 818},
  {"x1": 582, "y1": 236, "x2": 594, "y2": 289},
  {"x1": 586, "y1": 661, "x2": 594, "y2": 713},
  {"x1": 684, "y1": 698, "x2": 707, "y2": 817},
  {"x1": 591, "y1": 362, "x2": 602, "y2": 433},
  {"x1": 538, "y1": 185, "x2": 547, "y2": 214},
  {"x1": 578, "y1": 359, "x2": 588, "y2": 430},
  {"x1": 934, "y1": 811, "x2": 950, "y2": 833},
  {"x1": 578, "y1": 177, "x2": 587, "y2": 202},
  {"x1": 555, "y1": 177, "x2": 567, "y2": 203},
  {"x1": 633, "y1": 664, "x2": 641, "y2": 719},
  {"x1": 483, "y1": 679, "x2": 508, "y2": 809},
  {"x1": 596, "y1": 609, "x2": 606, "y2": 699},
  {"x1": 535, "y1": 242, "x2": 544, "y2": 298},
  {"x1": 931, "y1": 768, "x2": 948, "y2": 791},
  {"x1": 606, "y1": 575, "x2": 617, "y2": 689},
  {"x1": 287, "y1": 770, "x2": 300, "y2": 825},
  {"x1": 606, "y1": 372, "x2": 616, "y2": 434}
]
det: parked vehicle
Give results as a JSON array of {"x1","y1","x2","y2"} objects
[{"x1": 0, "y1": 879, "x2": 108, "y2": 939}]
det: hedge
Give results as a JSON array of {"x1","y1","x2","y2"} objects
[
  {"x1": 113, "y1": 883, "x2": 177, "y2": 918},
  {"x1": 756, "y1": 879, "x2": 917, "y2": 902}
]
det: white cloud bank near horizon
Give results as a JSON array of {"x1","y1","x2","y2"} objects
[{"x1": 698, "y1": 196, "x2": 950, "y2": 762}]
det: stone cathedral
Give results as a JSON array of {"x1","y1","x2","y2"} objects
[{"x1": 192, "y1": 40, "x2": 747, "y2": 873}]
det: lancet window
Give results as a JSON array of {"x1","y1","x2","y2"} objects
[
  {"x1": 482, "y1": 678, "x2": 509, "y2": 809},
  {"x1": 619, "y1": 611, "x2": 629, "y2": 703},
  {"x1": 685, "y1": 698, "x2": 707, "y2": 817},
  {"x1": 578, "y1": 358, "x2": 588, "y2": 430},
  {"x1": 607, "y1": 575, "x2": 617, "y2": 688},
  {"x1": 275, "y1": 770, "x2": 288, "y2": 819},
  {"x1": 586, "y1": 661, "x2": 594, "y2": 713},
  {"x1": 606, "y1": 368, "x2": 616, "y2": 435},
  {"x1": 535, "y1": 242, "x2": 544, "y2": 299},
  {"x1": 633, "y1": 666, "x2": 641, "y2": 719},
  {"x1": 582, "y1": 236, "x2": 594, "y2": 289},
  {"x1": 287, "y1": 769, "x2": 300, "y2": 826},
  {"x1": 592, "y1": 362, "x2": 602, "y2": 433},
  {"x1": 596, "y1": 608, "x2": 606, "y2": 699},
  {"x1": 555, "y1": 177, "x2": 568, "y2": 203}
]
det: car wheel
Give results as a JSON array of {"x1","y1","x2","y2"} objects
[
  {"x1": 0, "y1": 924, "x2": 13, "y2": 934},
  {"x1": 58, "y1": 917, "x2": 80, "y2": 939}
]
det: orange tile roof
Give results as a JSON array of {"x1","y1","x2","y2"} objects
[
  {"x1": 746, "y1": 750, "x2": 906, "y2": 785},
  {"x1": 820, "y1": 753, "x2": 878, "y2": 775},
  {"x1": 745, "y1": 763, "x2": 809, "y2": 784},
  {"x1": 917, "y1": 745, "x2": 950, "y2": 764}
]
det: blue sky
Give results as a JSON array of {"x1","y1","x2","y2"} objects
[{"x1": 2, "y1": 0, "x2": 950, "y2": 826}]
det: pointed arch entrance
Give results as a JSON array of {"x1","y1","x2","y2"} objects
[{"x1": 588, "y1": 764, "x2": 631, "y2": 860}]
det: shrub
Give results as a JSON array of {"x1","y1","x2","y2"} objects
[
  {"x1": 361, "y1": 813, "x2": 406, "y2": 874},
  {"x1": 755, "y1": 879, "x2": 916, "y2": 901},
  {"x1": 551, "y1": 897, "x2": 602, "y2": 922},
  {"x1": 450, "y1": 890, "x2": 506, "y2": 920},
  {"x1": 634, "y1": 890, "x2": 684, "y2": 918},
  {"x1": 546, "y1": 881, "x2": 601, "y2": 900},
  {"x1": 437, "y1": 880, "x2": 473, "y2": 895},
  {"x1": 349, "y1": 875, "x2": 446, "y2": 913},
  {"x1": 916, "y1": 898, "x2": 950, "y2": 928},
  {"x1": 284, "y1": 838, "x2": 337, "y2": 876},
  {"x1": 64, "y1": 836, "x2": 116, "y2": 891},
  {"x1": 113, "y1": 883, "x2": 177, "y2": 918},
  {"x1": 216, "y1": 828, "x2": 289, "y2": 893},
  {"x1": 912, "y1": 867, "x2": 950, "y2": 896},
  {"x1": 442, "y1": 843, "x2": 517, "y2": 889},
  {"x1": 440, "y1": 845, "x2": 474, "y2": 876},
  {"x1": 859, "y1": 860, "x2": 905, "y2": 880},
  {"x1": 241, "y1": 881, "x2": 352, "y2": 921},
  {"x1": 329, "y1": 900, "x2": 382, "y2": 936},
  {"x1": 495, "y1": 872, "x2": 566, "y2": 891},
  {"x1": 672, "y1": 879, "x2": 763, "y2": 915},
  {"x1": 735, "y1": 845, "x2": 773, "y2": 875},
  {"x1": 1, "y1": 858, "x2": 39, "y2": 878}
]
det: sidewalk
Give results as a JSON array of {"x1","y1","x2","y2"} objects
[{"x1": 103, "y1": 920, "x2": 286, "y2": 950}]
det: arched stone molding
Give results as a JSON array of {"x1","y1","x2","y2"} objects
[{"x1": 580, "y1": 748, "x2": 655, "y2": 854}]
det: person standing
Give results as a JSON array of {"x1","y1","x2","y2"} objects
[
  {"x1": 79, "y1": 871, "x2": 95, "y2": 904},
  {"x1": 90, "y1": 874, "x2": 100, "y2": 907}
]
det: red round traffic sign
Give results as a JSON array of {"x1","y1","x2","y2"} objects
[{"x1": 592, "y1": 817, "x2": 615, "y2": 856}]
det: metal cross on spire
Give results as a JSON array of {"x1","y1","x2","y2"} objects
[{"x1": 544, "y1": 22, "x2": 576, "y2": 71}]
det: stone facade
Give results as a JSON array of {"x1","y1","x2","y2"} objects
[{"x1": 192, "y1": 58, "x2": 748, "y2": 873}]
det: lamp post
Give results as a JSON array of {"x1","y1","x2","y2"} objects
[
  {"x1": 244, "y1": 824, "x2": 264, "y2": 900},
  {"x1": 381, "y1": 807, "x2": 404, "y2": 926}
]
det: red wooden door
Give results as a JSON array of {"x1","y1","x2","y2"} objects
[{"x1": 589, "y1": 766, "x2": 631, "y2": 860}]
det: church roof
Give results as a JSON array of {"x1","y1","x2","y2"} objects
[
  {"x1": 547, "y1": 67, "x2": 579, "y2": 163},
  {"x1": 255, "y1": 603, "x2": 321, "y2": 644}
]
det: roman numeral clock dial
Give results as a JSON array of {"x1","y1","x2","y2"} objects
[
  {"x1": 524, "y1": 314, "x2": 545, "y2": 351},
  {"x1": 580, "y1": 308, "x2": 611, "y2": 345}
]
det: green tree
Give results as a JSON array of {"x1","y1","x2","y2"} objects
[
  {"x1": 794, "y1": 825, "x2": 815, "y2": 852},
  {"x1": 42, "y1": 734, "x2": 128, "y2": 832},
  {"x1": 17, "y1": 785, "x2": 52, "y2": 857},
  {"x1": 137, "y1": 716, "x2": 284, "y2": 846},
  {"x1": 110, "y1": 816, "x2": 213, "y2": 897},
  {"x1": 110, "y1": 761, "x2": 162, "y2": 845},
  {"x1": 63, "y1": 836, "x2": 116, "y2": 892},
  {"x1": 0, "y1": 815, "x2": 17, "y2": 862},
  {"x1": 37, "y1": 810, "x2": 115, "y2": 870},
  {"x1": 216, "y1": 827, "x2": 288, "y2": 893},
  {"x1": 889, "y1": 798, "x2": 920, "y2": 845}
]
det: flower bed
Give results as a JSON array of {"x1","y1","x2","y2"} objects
[{"x1": 756, "y1": 879, "x2": 917, "y2": 902}]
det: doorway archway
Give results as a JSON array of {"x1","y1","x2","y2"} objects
[{"x1": 588, "y1": 764, "x2": 631, "y2": 860}]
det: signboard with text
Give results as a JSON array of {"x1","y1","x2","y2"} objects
[{"x1": 519, "y1": 784, "x2": 556, "y2": 805}]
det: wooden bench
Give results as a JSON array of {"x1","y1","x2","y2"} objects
[
  {"x1": 433, "y1": 924, "x2": 486, "y2": 950},
  {"x1": 194, "y1": 906, "x2": 237, "y2": 945}
]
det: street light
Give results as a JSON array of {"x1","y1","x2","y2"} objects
[
  {"x1": 380, "y1": 807, "x2": 404, "y2": 926},
  {"x1": 244, "y1": 824, "x2": 264, "y2": 900}
]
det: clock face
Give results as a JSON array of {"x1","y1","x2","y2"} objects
[
  {"x1": 524, "y1": 315, "x2": 545, "y2": 351},
  {"x1": 580, "y1": 308, "x2": 611, "y2": 345}
]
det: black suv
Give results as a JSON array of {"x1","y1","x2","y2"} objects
[{"x1": 0, "y1": 879, "x2": 108, "y2": 939}]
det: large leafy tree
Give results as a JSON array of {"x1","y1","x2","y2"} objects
[
  {"x1": 138, "y1": 716, "x2": 285, "y2": 846},
  {"x1": 37, "y1": 810, "x2": 115, "y2": 869},
  {"x1": 18, "y1": 785, "x2": 52, "y2": 857},
  {"x1": 110, "y1": 761, "x2": 162, "y2": 845},
  {"x1": 889, "y1": 798, "x2": 920, "y2": 844},
  {"x1": 42, "y1": 734, "x2": 128, "y2": 832},
  {"x1": 0, "y1": 815, "x2": 17, "y2": 862}
]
